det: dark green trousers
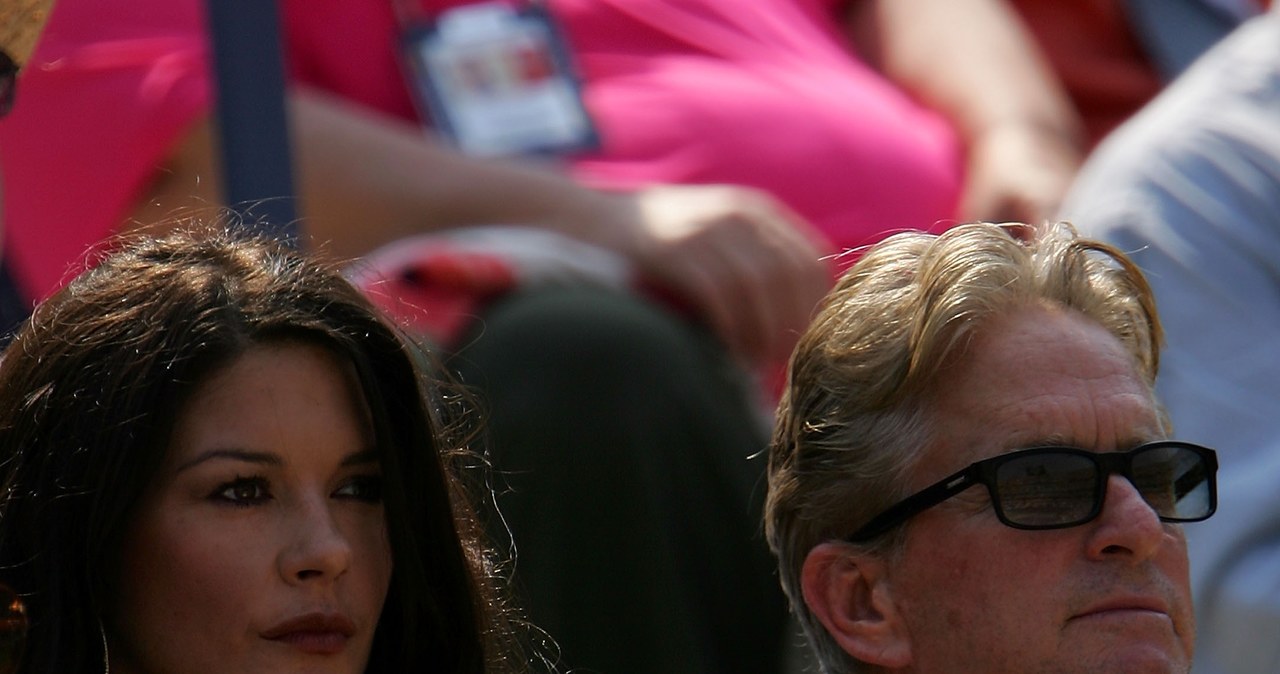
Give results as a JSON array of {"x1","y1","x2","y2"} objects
[{"x1": 450, "y1": 286, "x2": 788, "y2": 674}]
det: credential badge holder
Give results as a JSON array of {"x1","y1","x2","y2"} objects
[{"x1": 399, "y1": 1, "x2": 599, "y2": 157}]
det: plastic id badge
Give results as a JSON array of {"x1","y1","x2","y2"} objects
[{"x1": 401, "y1": 2, "x2": 599, "y2": 157}]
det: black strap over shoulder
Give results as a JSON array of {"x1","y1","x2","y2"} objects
[{"x1": 205, "y1": 0, "x2": 300, "y2": 243}]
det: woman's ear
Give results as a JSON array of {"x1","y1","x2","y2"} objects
[{"x1": 800, "y1": 541, "x2": 912, "y2": 668}]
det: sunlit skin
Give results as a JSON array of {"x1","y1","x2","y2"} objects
[
  {"x1": 803, "y1": 303, "x2": 1196, "y2": 673},
  {"x1": 109, "y1": 341, "x2": 393, "y2": 674},
  {"x1": 888, "y1": 304, "x2": 1194, "y2": 673}
]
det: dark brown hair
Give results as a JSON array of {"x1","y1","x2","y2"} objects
[{"x1": 0, "y1": 225, "x2": 529, "y2": 672}]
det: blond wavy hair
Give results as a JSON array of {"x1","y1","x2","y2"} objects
[{"x1": 765, "y1": 222, "x2": 1163, "y2": 673}]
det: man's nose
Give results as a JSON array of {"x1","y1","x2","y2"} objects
[{"x1": 1084, "y1": 474, "x2": 1166, "y2": 562}]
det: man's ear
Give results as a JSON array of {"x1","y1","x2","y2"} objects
[{"x1": 801, "y1": 541, "x2": 912, "y2": 668}]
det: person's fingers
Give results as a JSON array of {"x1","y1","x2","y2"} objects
[
  {"x1": 703, "y1": 194, "x2": 823, "y2": 362},
  {"x1": 960, "y1": 125, "x2": 1081, "y2": 225},
  {"x1": 718, "y1": 215, "x2": 832, "y2": 363},
  {"x1": 624, "y1": 184, "x2": 835, "y2": 363},
  {"x1": 737, "y1": 193, "x2": 835, "y2": 359},
  {"x1": 653, "y1": 240, "x2": 744, "y2": 356},
  {"x1": 706, "y1": 227, "x2": 779, "y2": 362}
]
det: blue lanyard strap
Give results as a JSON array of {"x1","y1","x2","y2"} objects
[{"x1": 205, "y1": 0, "x2": 299, "y2": 243}]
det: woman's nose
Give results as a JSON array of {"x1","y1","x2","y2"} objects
[{"x1": 278, "y1": 498, "x2": 352, "y2": 584}]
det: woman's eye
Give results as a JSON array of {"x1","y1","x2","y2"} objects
[
  {"x1": 334, "y1": 475, "x2": 383, "y2": 503},
  {"x1": 211, "y1": 477, "x2": 271, "y2": 505}
]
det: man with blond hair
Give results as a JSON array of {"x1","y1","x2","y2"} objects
[{"x1": 766, "y1": 222, "x2": 1219, "y2": 673}]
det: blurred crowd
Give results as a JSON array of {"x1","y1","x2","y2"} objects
[{"x1": 1, "y1": 1, "x2": 1277, "y2": 673}]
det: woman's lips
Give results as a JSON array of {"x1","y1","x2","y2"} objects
[
  {"x1": 261, "y1": 612, "x2": 355, "y2": 655},
  {"x1": 267, "y1": 630, "x2": 350, "y2": 655}
]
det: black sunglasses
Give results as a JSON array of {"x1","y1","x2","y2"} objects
[
  {"x1": 0, "y1": 48, "x2": 17, "y2": 118},
  {"x1": 847, "y1": 440, "x2": 1218, "y2": 542}
]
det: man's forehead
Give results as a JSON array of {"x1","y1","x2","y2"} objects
[{"x1": 920, "y1": 305, "x2": 1162, "y2": 470}]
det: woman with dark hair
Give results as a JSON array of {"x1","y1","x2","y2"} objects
[{"x1": 0, "y1": 225, "x2": 534, "y2": 673}]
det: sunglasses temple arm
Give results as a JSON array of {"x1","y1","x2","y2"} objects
[{"x1": 846, "y1": 468, "x2": 977, "y2": 543}]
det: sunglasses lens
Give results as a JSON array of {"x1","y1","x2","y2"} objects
[
  {"x1": 1131, "y1": 445, "x2": 1213, "y2": 520},
  {"x1": 995, "y1": 452, "x2": 1099, "y2": 526}
]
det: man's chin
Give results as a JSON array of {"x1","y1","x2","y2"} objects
[{"x1": 1077, "y1": 638, "x2": 1190, "y2": 674}]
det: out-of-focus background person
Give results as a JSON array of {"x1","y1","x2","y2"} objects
[
  {"x1": 1007, "y1": 0, "x2": 1266, "y2": 149},
  {"x1": 0, "y1": 0, "x2": 54, "y2": 334}
]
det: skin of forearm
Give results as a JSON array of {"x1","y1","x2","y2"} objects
[
  {"x1": 127, "y1": 87, "x2": 623, "y2": 261},
  {"x1": 846, "y1": 0, "x2": 1084, "y2": 148},
  {"x1": 123, "y1": 88, "x2": 832, "y2": 363},
  {"x1": 290, "y1": 88, "x2": 623, "y2": 259}
]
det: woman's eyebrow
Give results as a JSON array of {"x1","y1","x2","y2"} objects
[
  {"x1": 342, "y1": 448, "x2": 380, "y2": 467},
  {"x1": 175, "y1": 448, "x2": 282, "y2": 474},
  {"x1": 174, "y1": 447, "x2": 379, "y2": 473}
]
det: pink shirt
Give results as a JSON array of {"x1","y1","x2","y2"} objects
[
  {"x1": 0, "y1": 0, "x2": 210, "y2": 301},
  {"x1": 287, "y1": 0, "x2": 964, "y2": 252},
  {"x1": 561, "y1": 0, "x2": 963, "y2": 252},
  {"x1": 3, "y1": 0, "x2": 961, "y2": 301}
]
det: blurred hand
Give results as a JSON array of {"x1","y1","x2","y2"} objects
[
  {"x1": 959, "y1": 123, "x2": 1082, "y2": 225},
  {"x1": 586, "y1": 184, "x2": 833, "y2": 366}
]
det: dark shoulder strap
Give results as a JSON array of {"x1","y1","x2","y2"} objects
[{"x1": 205, "y1": 0, "x2": 299, "y2": 243}]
